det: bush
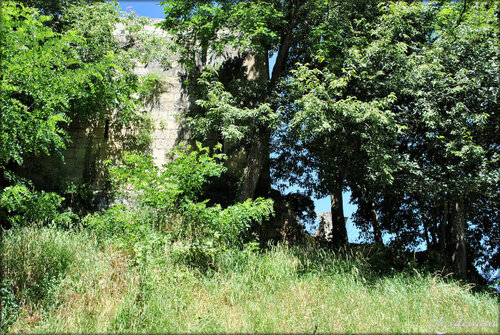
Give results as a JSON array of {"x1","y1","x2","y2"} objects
[
  {"x1": 0, "y1": 184, "x2": 68, "y2": 227},
  {"x1": 90, "y1": 143, "x2": 274, "y2": 266},
  {"x1": 0, "y1": 183, "x2": 79, "y2": 229},
  {"x1": 83, "y1": 204, "x2": 152, "y2": 247}
]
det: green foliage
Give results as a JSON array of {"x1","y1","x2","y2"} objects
[
  {"x1": 119, "y1": 11, "x2": 173, "y2": 70},
  {"x1": 83, "y1": 204, "x2": 152, "y2": 247},
  {"x1": 0, "y1": 0, "x2": 172, "y2": 225},
  {"x1": 87, "y1": 143, "x2": 274, "y2": 266},
  {"x1": 159, "y1": 0, "x2": 322, "y2": 205},
  {"x1": 193, "y1": 69, "x2": 276, "y2": 146},
  {"x1": 272, "y1": 0, "x2": 498, "y2": 272},
  {"x1": 160, "y1": 0, "x2": 282, "y2": 69},
  {"x1": 282, "y1": 63, "x2": 399, "y2": 192},
  {"x1": 348, "y1": 0, "x2": 499, "y2": 263},
  {"x1": 272, "y1": 1, "x2": 395, "y2": 196},
  {"x1": 1, "y1": 2, "x2": 75, "y2": 165},
  {"x1": 112, "y1": 143, "x2": 226, "y2": 204},
  {"x1": 0, "y1": 184, "x2": 69, "y2": 226},
  {"x1": 0, "y1": 0, "x2": 171, "y2": 162},
  {"x1": 16, "y1": 0, "x2": 101, "y2": 19},
  {"x1": 0, "y1": 1, "x2": 137, "y2": 168}
]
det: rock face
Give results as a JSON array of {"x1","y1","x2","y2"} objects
[{"x1": 120, "y1": 19, "x2": 191, "y2": 168}]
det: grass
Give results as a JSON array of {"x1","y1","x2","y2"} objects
[{"x1": 1, "y1": 226, "x2": 498, "y2": 333}]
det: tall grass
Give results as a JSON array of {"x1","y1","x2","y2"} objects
[{"x1": 2, "y1": 226, "x2": 498, "y2": 333}]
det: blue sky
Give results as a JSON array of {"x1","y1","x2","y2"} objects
[
  {"x1": 114, "y1": 1, "x2": 362, "y2": 241},
  {"x1": 117, "y1": 0, "x2": 164, "y2": 18}
]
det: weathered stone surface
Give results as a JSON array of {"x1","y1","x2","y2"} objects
[{"x1": 317, "y1": 212, "x2": 349, "y2": 242}]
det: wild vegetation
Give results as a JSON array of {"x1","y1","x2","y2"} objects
[
  {"x1": 2, "y1": 226, "x2": 498, "y2": 333},
  {"x1": 159, "y1": 0, "x2": 499, "y2": 281},
  {"x1": 0, "y1": 0, "x2": 498, "y2": 333}
]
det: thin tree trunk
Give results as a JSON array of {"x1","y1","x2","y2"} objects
[
  {"x1": 330, "y1": 180, "x2": 348, "y2": 247},
  {"x1": 270, "y1": 2, "x2": 294, "y2": 86},
  {"x1": 429, "y1": 206, "x2": 440, "y2": 247},
  {"x1": 370, "y1": 201, "x2": 383, "y2": 245},
  {"x1": 422, "y1": 212, "x2": 431, "y2": 248},
  {"x1": 236, "y1": 52, "x2": 270, "y2": 202},
  {"x1": 439, "y1": 199, "x2": 448, "y2": 257},
  {"x1": 450, "y1": 199, "x2": 467, "y2": 277}
]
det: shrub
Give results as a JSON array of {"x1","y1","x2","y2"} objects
[
  {"x1": 90, "y1": 143, "x2": 274, "y2": 266},
  {"x1": 83, "y1": 204, "x2": 152, "y2": 247},
  {"x1": 0, "y1": 184, "x2": 75, "y2": 227}
]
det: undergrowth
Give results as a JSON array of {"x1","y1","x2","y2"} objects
[
  {"x1": 1, "y1": 145, "x2": 497, "y2": 333},
  {"x1": 1, "y1": 226, "x2": 498, "y2": 333}
]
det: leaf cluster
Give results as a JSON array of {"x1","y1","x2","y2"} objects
[
  {"x1": 192, "y1": 69, "x2": 276, "y2": 146},
  {"x1": 86, "y1": 143, "x2": 274, "y2": 265},
  {"x1": 160, "y1": 0, "x2": 283, "y2": 69}
]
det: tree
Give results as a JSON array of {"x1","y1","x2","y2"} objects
[
  {"x1": 17, "y1": 0, "x2": 98, "y2": 16},
  {"x1": 275, "y1": 0, "x2": 498, "y2": 276},
  {"x1": 400, "y1": 0, "x2": 498, "y2": 277},
  {"x1": 159, "y1": 0, "x2": 335, "y2": 203},
  {"x1": 272, "y1": 0, "x2": 396, "y2": 246},
  {"x1": 340, "y1": 0, "x2": 498, "y2": 277},
  {"x1": 0, "y1": 1, "x2": 170, "y2": 225},
  {"x1": 275, "y1": 64, "x2": 399, "y2": 246},
  {"x1": 94, "y1": 143, "x2": 274, "y2": 258},
  {"x1": 15, "y1": 0, "x2": 105, "y2": 32},
  {"x1": 159, "y1": 0, "x2": 390, "y2": 243}
]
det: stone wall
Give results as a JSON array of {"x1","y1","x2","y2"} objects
[
  {"x1": 19, "y1": 19, "x2": 189, "y2": 203},
  {"x1": 124, "y1": 19, "x2": 191, "y2": 167},
  {"x1": 19, "y1": 19, "x2": 302, "y2": 240}
]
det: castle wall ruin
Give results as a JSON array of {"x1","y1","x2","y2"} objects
[
  {"x1": 19, "y1": 19, "x2": 190, "y2": 203},
  {"x1": 18, "y1": 19, "x2": 302, "y2": 240}
]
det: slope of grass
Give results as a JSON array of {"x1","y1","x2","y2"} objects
[{"x1": 1, "y1": 226, "x2": 498, "y2": 333}]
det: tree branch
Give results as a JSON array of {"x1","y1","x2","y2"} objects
[{"x1": 455, "y1": 0, "x2": 467, "y2": 28}]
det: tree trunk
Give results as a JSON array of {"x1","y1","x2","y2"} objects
[
  {"x1": 270, "y1": 2, "x2": 294, "y2": 86},
  {"x1": 330, "y1": 181, "x2": 348, "y2": 247},
  {"x1": 449, "y1": 199, "x2": 467, "y2": 277},
  {"x1": 237, "y1": 135, "x2": 268, "y2": 202},
  {"x1": 370, "y1": 201, "x2": 383, "y2": 245},
  {"x1": 429, "y1": 206, "x2": 440, "y2": 247},
  {"x1": 236, "y1": 52, "x2": 271, "y2": 202},
  {"x1": 439, "y1": 199, "x2": 448, "y2": 255},
  {"x1": 422, "y1": 212, "x2": 431, "y2": 248}
]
